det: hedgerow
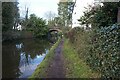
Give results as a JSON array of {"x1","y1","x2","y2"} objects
[
  {"x1": 67, "y1": 24, "x2": 120, "y2": 78},
  {"x1": 92, "y1": 24, "x2": 120, "y2": 78}
]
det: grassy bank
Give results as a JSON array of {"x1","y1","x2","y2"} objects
[
  {"x1": 29, "y1": 38, "x2": 61, "y2": 78},
  {"x1": 63, "y1": 38, "x2": 101, "y2": 78}
]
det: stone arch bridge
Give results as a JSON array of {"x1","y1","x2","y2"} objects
[
  {"x1": 49, "y1": 27, "x2": 62, "y2": 33},
  {"x1": 48, "y1": 27, "x2": 62, "y2": 40}
]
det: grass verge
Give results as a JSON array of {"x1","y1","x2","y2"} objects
[
  {"x1": 63, "y1": 38, "x2": 101, "y2": 78},
  {"x1": 29, "y1": 38, "x2": 61, "y2": 79}
]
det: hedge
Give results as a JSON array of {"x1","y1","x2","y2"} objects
[{"x1": 67, "y1": 24, "x2": 120, "y2": 78}]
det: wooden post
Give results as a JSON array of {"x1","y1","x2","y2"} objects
[{"x1": 117, "y1": 7, "x2": 120, "y2": 23}]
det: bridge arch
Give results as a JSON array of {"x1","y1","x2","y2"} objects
[
  {"x1": 48, "y1": 28, "x2": 62, "y2": 33},
  {"x1": 47, "y1": 27, "x2": 62, "y2": 42}
]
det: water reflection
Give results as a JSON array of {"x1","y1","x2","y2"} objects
[
  {"x1": 16, "y1": 43, "x2": 23, "y2": 49},
  {"x1": 2, "y1": 39, "x2": 52, "y2": 78},
  {"x1": 19, "y1": 49, "x2": 49, "y2": 78}
]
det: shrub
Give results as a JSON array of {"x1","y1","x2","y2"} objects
[
  {"x1": 67, "y1": 24, "x2": 120, "y2": 78},
  {"x1": 93, "y1": 24, "x2": 120, "y2": 78}
]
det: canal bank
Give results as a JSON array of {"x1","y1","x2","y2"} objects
[
  {"x1": 30, "y1": 38, "x2": 101, "y2": 78},
  {"x1": 63, "y1": 38, "x2": 101, "y2": 78},
  {"x1": 30, "y1": 38, "x2": 62, "y2": 78}
]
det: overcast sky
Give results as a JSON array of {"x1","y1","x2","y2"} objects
[
  {"x1": 72, "y1": 0, "x2": 94, "y2": 27},
  {"x1": 18, "y1": 0, "x2": 59, "y2": 19},
  {"x1": 18, "y1": 0, "x2": 94, "y2": 18}
]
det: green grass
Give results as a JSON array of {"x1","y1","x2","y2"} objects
[
  {"x1": 29, "y1": 38, "x2": 61, "y2": 79},
  {"x1": 63, "y1": 38, "x2": 101, "y2": 78}
]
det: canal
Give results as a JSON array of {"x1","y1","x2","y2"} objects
[{"x1": 2, "y1": 38, "x2": 53, "y2": 78}]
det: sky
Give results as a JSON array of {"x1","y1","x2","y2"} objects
[
  {"x1": 18, "y1": 0, "x2": 95, "y2": 27},
  {"x1": 18, "y1": 0, "x2": 59, "y2": 19},
  {"x1": 72, "y1": 0, "x2": 94, "y2": 27}
]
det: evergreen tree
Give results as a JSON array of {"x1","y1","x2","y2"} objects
[
  {"x1": 78, "y1": 2, "x2": 120, "y2": 29},
  {"x1": 2, "y1": 2, "x2": 19, "y2": 31}
]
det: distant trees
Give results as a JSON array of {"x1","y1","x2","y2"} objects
[
  {"x1": 78, "y1": 2, "x2": 120, "y2": 29},
  {"x1": 26, "y1": 14, "x2": 48, "y2": 37},
  {"x1": 44, "y1": 11, "x2": 63, "y2": 29},
  {"x1": 45, "y1": 11, "x2": 56, "y2": 21},
  {"x1": 19, "y1": 6, "x2": 29, "y2": 30},
  {"x1": 2, "y1": 2, "x2": 19, "y2": 32},
  {"x1": 58, "y1": 0, "x2": 76, "y2": 27},
  {"x1": 43, "y1": 0, "x2": 76, "y2": 31},
  {"x1": 2, "y1": 2, "x2": 20, "y2": 41},
  {"x1": 53, "y1": 16, "x2": 62, "y2": 27},
  {"x1": 2, "y1": 1, "x2": 48, "y2": 40},
  {"x1": 44, "y1": 11, "x2": 56, "y2": 28}
]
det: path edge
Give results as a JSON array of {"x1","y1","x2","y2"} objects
[{"x1": 29, "y1": 38, "x2": 62, "y2": 79}]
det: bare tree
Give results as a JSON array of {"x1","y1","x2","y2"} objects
[{"x1": 44, "y1": 11, "x2": 56, "y2": 21}]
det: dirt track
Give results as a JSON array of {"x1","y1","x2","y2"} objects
[{"x1": 47, "y1": 39, "x2": 65, "y2": 78}]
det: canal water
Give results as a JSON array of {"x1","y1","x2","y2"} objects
[{"x1": 2, "y1": 38, "x2": 53, "y2": 78}]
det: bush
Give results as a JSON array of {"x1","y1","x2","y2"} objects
[
  {"x1": 67, "y1": 24, "x2": 120, "y2": 78},
  {"x1": 93, "y1": 24, "x2": 120, "y2": 78}
]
